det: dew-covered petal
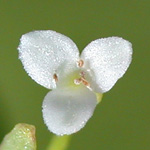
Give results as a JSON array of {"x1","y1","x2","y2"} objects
[
  {"x1": 18, "y1": 30, "x2": 79, "y2": 89},
  {"x1": 42, "y1": 86, "x2": 97, "y2": 135},
  {"x1": 81, "y1": 37, "x2": 133, "y2": 93}
]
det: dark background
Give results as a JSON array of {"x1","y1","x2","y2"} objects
[{"x1": 0, "y1": 0, "x2": 149, "y2": 150}]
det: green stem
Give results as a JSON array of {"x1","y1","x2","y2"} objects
[{"x1": 46, "y1": 135, "x2": 71, "y2": 150}]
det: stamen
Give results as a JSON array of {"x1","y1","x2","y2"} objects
[
  {"x1": 78, "y1": 60, "x2": 84, "y2": 67},
  {"x1": 53, "y1": 73, "x2": 58, "y2": 82},
  {"x1": 80, "y1": 71, "x2": 85, "y2": 78},
  {"x1": 74, "y1": 77, "x2": 90, "y2": 87},
  {"x1": 80, "y1": 77, "x2": 90, "y2": 87},
  {"x1": 74, "y1": 78, "x2": 82, "y2": 85}
]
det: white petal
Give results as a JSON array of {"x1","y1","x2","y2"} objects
[
  {"x1": 18, "y1": 30, "x2": 79, "y2": 89},
  {"x1": 42, "y1": 86, "x2": 97, "y2": 135},
  {"x1": 81, "y1": 37, "x2": 133, "y2": 93}
]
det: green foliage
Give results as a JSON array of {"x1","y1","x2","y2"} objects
[
  {"x1": 0, "y1": 123, "x2": 71, "y2": 150},
  {"x1": 0, "y1": 124, "x2": 36, "y2": 150}
]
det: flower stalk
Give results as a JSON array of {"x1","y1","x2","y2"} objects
[{"x1": 46, "y1": 135, "x2": 71, "y2": 150}]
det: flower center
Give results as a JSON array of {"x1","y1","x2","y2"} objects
[
  {"x1": 74, "y1": 60, "x2": 90, "y2": 88},
  {"x1": 74, "y1": 71, "x2": 90, "y2": 88},
  {"x1": 53, "y1": 60, "x2": 91, "y2": 89}
]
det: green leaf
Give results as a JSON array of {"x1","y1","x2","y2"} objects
[{"x1": 0, "y1": 123, "x2": 36, "y2": 150}]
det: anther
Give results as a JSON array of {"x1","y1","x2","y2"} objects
[
  {"x1": 53, "y1": 73, "x2": 58, "y2": 82},
  {"x1": 80, "y1": 77, "x2": 90, "y2": 87},
  {"x1": 78, "y1": 59, "x2": 84, "y2": 67},
  {"x1": 74, "y1": 78, "x2": 82, "y2": 85},
  {"x1": 74, "y1": 77, "x2": 90, "y2": 87},
  {"x1": 80, "y1": 71, "x2": 85, "y2": 78}
]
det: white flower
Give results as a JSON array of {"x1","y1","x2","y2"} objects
[{"x1": 18, "y1": 30, "x2": 133, "y2": 135}]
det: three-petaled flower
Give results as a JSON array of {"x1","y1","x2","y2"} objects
[{"x1": 18, "y1": 30, "x2": 133, "y2": 135}]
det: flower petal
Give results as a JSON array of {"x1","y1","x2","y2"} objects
[
  {"x1": 42, "y1": 85, "x2": 97, "y2": 135},
  {"x1": 18, "y1": 30, "x2": 79, "y2": 89},
  {"x1": 81, "y1": 37, "x2": 133, "y2": 93}
]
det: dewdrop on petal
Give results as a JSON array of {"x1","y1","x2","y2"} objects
[{"x1": 18, "y1": 30, "x2": 133, "y2": 135}]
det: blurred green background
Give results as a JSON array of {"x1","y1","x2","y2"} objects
[{"x1": 0, "y1": 0, "x2": 149, "y2": 150}]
